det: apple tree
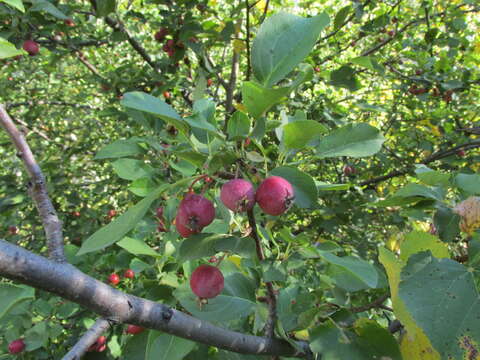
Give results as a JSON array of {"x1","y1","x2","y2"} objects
[{"x1": 0, "y1": 0, "x2": 480, "y2": 359}]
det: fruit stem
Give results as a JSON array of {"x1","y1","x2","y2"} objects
[
  {"x1": 246, "y1": 208, "x2": 277, "y2": 339},
  {"x1": 188, "y1": 174, "x2": 209, "y2": 193}
]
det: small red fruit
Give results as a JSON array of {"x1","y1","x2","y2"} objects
[
  {"x1": 156, "y1": 207, "x2": 164, "y2": 218},
  {"x1": 8, "y1": 339, "x2": 25, "y2": 354},
  {"x1": 208, "y1": 256, "x2": 217, "y2": 263},
  {"x1": 415, "y1": 69, "x2": 423, "y2": 76},
  {"x1": 126, "y1": 324, "x2": 144, "y2": 334},
  {"x1": 350, "y1": 40, "x2": 357, "y2": 46},
  {"x1": 23, "y1": 40, "x2": 39, "y2": 56},
  {"x1": 107, "y1": 209, "x2": 117, "y2": 218},
  {"x1": 387, "y1": 30, "x2": 395, "y2": 37},
  {"x1": 8, "y1": 226, "x2": 18, "y2": 235},
  {"x1": 97, "y1": 336, "x2": 107, "y2": 346},
  {"x1": 457, "y1": 149, "x2": 466, "y2": 157},
  {"x1": 154, "y1": 28, "x2": 168, "y2": 42},
  {"x1": 64, "y1": 19, "x2": 75, "y2": 27},
  {"x1": 108, "y1": 273, "x2": 120, "y2": 285},
  {"x1": 220, "y1": 179, "x2": 255, "y2": 212},
  {"x1": 175, "y1": 193, "x2": 215, "y2": 238},
  {"x1": 163, "y1": 91, "x2": 171, "y2": 99},
  {"x1": 72, "y1": 211, "x2": 81, "y2": 217},
  {"x1": 343, "y1": 165, "x2": 355, "y2": 176},
  {"x1": 97, "y1": 344, "x2": 107, "y2": 352},
  {"x1": 314, "y1": 66, "x2": 321, "y2": 72},
  {"x1": 207, "y1": 78, "x2": 213, "y2": 87},
  {"x1": 190, "y1": 264, "x2": 224, "y2": 299},
  {"x1": 124, "y1": 269, "x2": 135, "y2": 279},
  {"x1": 255, "y1": 176, "x2": 295, "y2": 216},
  {"x1": 244, "y1": 137, "x2": 251, "y2": 147}
]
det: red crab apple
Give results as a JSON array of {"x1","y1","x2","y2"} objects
[
  {"x1": 154, "y1": 28, "x2": 168, "y2": 42},
  {"x1": 255, "y1": 176, "x2": 294, "y2": 216},
  {"x1": 8, "y1": 225, "x2": 18, "y2": 235},
  {"x1": 124, "y1": 269, "x2": 135, "y2": 279},
  {"x1": 108, "y1": 273, "x2": 120, "y2": 285},
  {"x1": 88, "y1": 335, "x2": 107, "y2": 352},
  {"x1": 190, "y1": 264, "x2": 224, "y2": 299},
  {"x1": 457, "y1": 149, "x2": 466, "y2": 157},
  {"x1": 23, "y1": 40, "x2": 39, "y2": 56},
  {"x1": 207, "y1": 78, "x2": 213, "y2": 87},
  {"x1": 107, "y1": 209, "x2": 117, "y2": 218},
  {"x1": 64, "y1": 19, "x2": 75, "y2": 27},
  {"x1": 343, "y1": 165, "x2": 355, "y2": 176},
  {"x1": 8, "y1": 339, "x2": 25, "y2": 354},
  {"x1": 126, "y1": 324, "x2": 144, "y2": 334},
  {"x1": 220, "y1": 179, "x2": 255, "y2": 212},
  {"x1": 175, "y1": 194, "x2": 215, "y2": 237}
]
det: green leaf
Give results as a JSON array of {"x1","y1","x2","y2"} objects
[
  {"x1": 111, "y1": 159, "x2": 153, "y2": 180},
  {"x1": 415, "y1": 165, "x2": 451, "y2": 186},
  {"x1": 351, "y1": 56, "x2": 384, "y2": 74},
  {"x1": 375, "y1": 184, "x2": 444, "y2": 207},
  {"x1": 227, "y1": 111, "x2": 251, "y2": 140},
  {"x1": 454, "y1": 173, "x2": 480, "y2": 194},
  {"x1": 173, "y1": 283, "x2": 255, "y2": 322},
  {"x1": 399, "y1": 252, "x2": 480, "y2": 359},
  {"x1": 123, "y1": 331, "x2": 149, "y2": 360},
  {"x1": 310, "y1": 318, "x2": 401, "y2": 359},
  {"x1": 77, "y1": 185, "x2": 168, "y2": 255},
  {"x1": 0, "y1": 284, "x2": 34, "y2": 320},
  {"x1": 316, "y1": 181, "x2": 350, "y2": 191},
  {"x1": 178, "y1": 234, "x2": 256, "y2": 261},
  {"x1": 242, "y1": 81, "x2": 290, "y2": 119},
  {"x1": 320, "y1": 252, "x2": 379, "y2": 291},
  {"x1": 24, "y1": 321, "x2": 48, "y2": 351},
  {"x1": 95, "y1": 139, "x2": 144, "y2": 159},
  {"x1": 129, "y1": 177, "x2": 157, "y2": 197},
  {"x1": 270, "y1": 166, "x2": 318, "y2": 208},
  {"x1": 95, "y1": 0, "x2": 116, "y2": 17},
  {"x1": 117, "y1": 237, "x2": 160, "y2": 257},
  {"x1": 146, "y1": 331, "x2": 195, "y2": 360},
  {"x1": 399, "y1": 231, "x2": 450, "y2": 262},
  {"x1": 434, "y1": 206, "x2": 460, "y2": 242},
  {"x1": 121, "y1": 92, "x2": 188, "y2": 133},
  {"x1": 334, "y1": 5, "x2": 351, "y2": 30},
  {"x1": 223, "y1": 272, "x2": 256, "y2": 301},
  {"x1": 283, "y1": 120, "x2": 328, "y2": 150},
  {"x1": 316, "y1": 123, "x2": 385, "y2": 158},
  {"x1": 0, "y1": 38, "x2": 26, "y2": 59},
  {"x1": 0, "y1": 0, "x2": 24, "y2": 12},
  {"x1": 330, "y1": 65, "x2": 361, "y2": 91},
  {"x1": 30, "y1": 0, "x2": 68, "y2": 19},
  {"x1": 252, "y1": 12, "x2": 330, "y2": 87}
]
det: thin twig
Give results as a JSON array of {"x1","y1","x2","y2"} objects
[
  {"x1": 246, "y1": 208, "x2": 277, "y2": 339},
  {"x1": 62, "y1": 319, "x2": 112, "y2": 360},
  {"x1": 0, "y1": 105, "x2": 65, "y2": 262},
  {"x1": 350, "y1": 294, "x2": 389, "y2": 313}
]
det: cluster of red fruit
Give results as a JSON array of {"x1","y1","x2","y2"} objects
[
  {"x1": 175, "y1": 176, "x2": 294, "y2": 238},
  {"x1": 183, "y1": 176, "x2": 294, "y2": 300},
  {"x1": 154, "y1": 27, "x2": 184, "y2": 58},
  {"x1": 87, "y1": 335, "x2": 107, "y2": 352},
  {"x1": 407, "y1": 84, "x2": 453, "y2": 102},
  {"x1": 108, "y1": 268, "x2": 135, "y2": 286}
]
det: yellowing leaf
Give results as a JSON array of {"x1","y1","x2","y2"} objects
[
  {"x1": 399, "y1": 231, "x2": 450, "y2": 262},
  {"x1": 378, "y1": 248, "x2": 440, "y2": 360},
  {"x1": 234, "y1": 103, "x2": 247, "y2": 112},
  {"x1": 255, "y1": 0, "x2": 267, "y2": 11},
  {"x1": 228, "y1": 255, "x2": 242, "y2": 268}
]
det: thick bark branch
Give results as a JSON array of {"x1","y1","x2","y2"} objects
[
  {"x1": 0, "y1": 105, "x2": 65, "y2": 262},
  {"x1": 62, "y1": 319, "x2": 111, "y2": 360},
  {"x1": 0, "y1": 240, "x2": 308, "y2": 358}
]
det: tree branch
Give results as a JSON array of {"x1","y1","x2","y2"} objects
[
  {"x1": 245, "y1": 0, "x2": 251, "y2": 81},
  {"x1": 62, "y1": 319, "x2": 112, "y2": 360},
  {"x1": 6, "y1": 101, "x2": 98, "y2": 111},
  {"x1": 0, "y1": 105, "x2": 65, "y2": 262},
  {"x1": 350, "y1": 294, "x2": 389, "y2": 313},
  {"x1": 246, "y1": 209, "x2": 278, "y2": 340},
  {"x1": 0, "y1": 240, "x2": 308, "y2": 358}
]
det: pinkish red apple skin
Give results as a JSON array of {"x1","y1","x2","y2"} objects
[
  {"x1": 175, "y1": 194, "x2": 215, "y2": 238},
  {"x1": 220, "y1": 179, "x2": 255, "y2": 212},
  {"x1": 23, "y1": 40, "x2": 39, "y2": 56},
  {"x1": 190, "y1": 264, "x2": 224, "y2": 299},
  {"x1": 255, "y1": 176, "x2": 294, "y2": 216},
  {"x1": 8, "y1": 339, "x2": 25, "y2": 354}
]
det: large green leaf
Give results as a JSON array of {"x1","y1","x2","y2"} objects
[
  {"x1": 433, "y1": 206, "x2": 460, "y2": 242},
  {"x1": 283, "y1": 120, "x2": 327, "y2": 150},
  {"x1": 399, "y1": 252, "x2": 480, "y2": 359},
  {"x1": 111, "y1": 158, "x2": 153, "y2": 180},
  {"x1": 454, "y1": 173, "x2": 480, "y2": 194},
  {"x1": 0, "y1": 284, "x2": 34, "y2": 320},
  {"x1": 178, "y1": 234, "x2": 256, "y2": 261},
  {"x1": 251, "y1": 12, "x2": 330, "y2": 87},
  {"x1": 146, "y1": 331, "x2": 195, "y2": 360},
  {"x1": 77, "y1": 185, "x2": 168, "y2": 255},
  {"x1": 95, "y1": 0, "x2": 116, "y2": 17},
  {"x1": 310, "y1": 318, "x2": 401, "y2": 359},
  {"x1": 330, "y1": 65, "x2": 361, "y2": 91},
  {"x1": 0, "y1": 38, "x2": 26, "y2": 59},
  {"x1": 374, "y1": 184, "x2": 445, "y2": 207},
  {"x1": 95, "y1": 139, "x2": 144, "y2": 159},
  {"x1": 320, "y1": 252, "x2": 379, "y2": 291},
  {"x1": 242, "y1": 81, "x2": 290, "y2": 119},
  {"x1": 117, "y1": 237, "x2": 160, "y2": 257},
  {"x1": 227, "y1": 111, "x2": 251, "y2": 140},
  {"x1": 270, "y1": 167, "x2": 318, "y2": 208},
  {"x1": 30, "y1": 0, "x2": 68, "y2": 19},
  {"x1": 121, "y1": 92, "x2": 188, "y2": 133},
  {"x1": 173, "y1": 284, "x2": 255, "y2": 322},
  {"x1": 0, "y1": 0, "x2": 24, "y2": 12},
  {"x1": 316, "y1": 123, "x2": 385, "y2": 158}
]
